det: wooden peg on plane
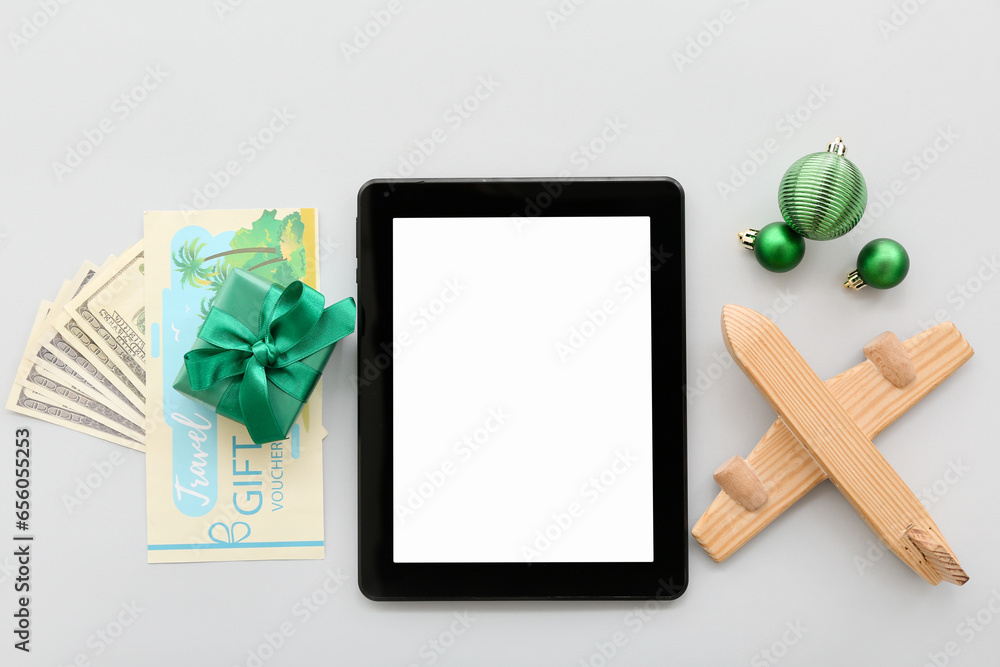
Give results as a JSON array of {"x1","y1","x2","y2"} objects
[
  {"x1": 713, "y1": 456, "x2": 767, "y2": 511},
  {"x1": 864, "y1": 331, "x2": 916, "y2": 388}
]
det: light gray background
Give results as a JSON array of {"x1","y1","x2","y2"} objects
[{"x1": 2, "y1": 1, "x2": 998, "y2": 665}]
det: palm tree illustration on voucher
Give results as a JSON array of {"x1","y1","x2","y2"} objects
[
  {"x1": 195, "y1": 261, "x2": 232, "y2": 320},
  {"x1": 173, "y1": 238, "x2": 216, "y2": 288},
  {"x1": 171, "y1": 210, "x2": 308, "y2": 318},
  {"x1": 171, "y1": 210, "x2": 307, "y2": 291},
  {"x1": 206, "y1": 261, "x2": 231, "y2": 291},
  {"x1": 198, "y1": 296, "x2": 214, "y2": 321}
]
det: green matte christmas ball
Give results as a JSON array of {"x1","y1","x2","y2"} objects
[
  {"x1": 856, "y1": 238, "x2": 909, "y2": 289},
  {"x1": 752, "y1": 222, "x2": 805, "y2": 273}
]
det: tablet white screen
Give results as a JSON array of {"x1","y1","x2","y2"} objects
[{"x1": 392, "y1": 216, "x2": 653, "y2": 563}]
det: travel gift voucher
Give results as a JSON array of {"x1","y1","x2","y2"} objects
[{"x1": 144, "y1": 209, "x2": 327, "y2": 563}]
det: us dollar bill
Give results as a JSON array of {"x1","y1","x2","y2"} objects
[
  {"x1": 49, "y1": 314, "x2": 145, "y2": 403},
  {"x1": 14, "y1": 283, "x2": 146, "y2": 451},
  {"x1": 6, "y1": 384, "x2": 143, "y2": 452},
  {"x1": 62, "y1": 241, "x2": 146, "y2": 393},
  {"x1": 26, "y1": 287, "x2": 145, "y2": 428},
  {"x1": 16, "y1": 358, "x2": 145, "y2": 442},
  {"x1": 22, "y1": 300, "x2": 107, "y2": 407},
  {"x1": 28, "y1": 335, "x2": 144, "y2": 425},
  {"x1": 26, "y1": 262, "x2": 146, "y2": 417}
]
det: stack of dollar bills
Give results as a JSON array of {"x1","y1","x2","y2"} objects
[{"x1": 7, "y1": 242, "x2": 146, "y2": 452}]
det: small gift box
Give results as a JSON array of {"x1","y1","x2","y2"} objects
[{"x1": 173, "y1": 269, "x2": 356, "y2": 444}]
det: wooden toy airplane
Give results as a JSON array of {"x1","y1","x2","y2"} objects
[{"x1": 692, "y1": 305, "x2": 972, "y2": 586}]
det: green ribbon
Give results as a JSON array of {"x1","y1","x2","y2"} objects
[{"x1": 183, "y1": 281, "x2": 356, "y2": 444}]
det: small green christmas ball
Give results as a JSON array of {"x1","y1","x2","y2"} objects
[
  {"x1": 753, "y1": 222, "x2": 805, "y2": 273},
  {"x1": 857, "y1": 238, "x2": 909, "y2": 289}
]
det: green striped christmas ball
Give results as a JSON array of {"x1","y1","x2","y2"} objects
[{"x1": 777, "y1": 138, "x2": 867, "y2": 241}]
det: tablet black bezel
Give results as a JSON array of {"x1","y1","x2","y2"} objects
[{"x1": 357, "y1": 178, "x2": 687, "y2": 600}]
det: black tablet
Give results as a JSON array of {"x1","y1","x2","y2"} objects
[{"x1": 357, "y1": 178, "x2": 686, "y2": 600}]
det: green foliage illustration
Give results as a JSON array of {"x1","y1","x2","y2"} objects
[{"x1": 227, "y1": 209, "x2": 306, "y2": 286}]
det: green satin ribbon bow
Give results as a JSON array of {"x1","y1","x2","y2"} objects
[{"x1": 183, "y1": 281, "x2": 356, "y2": 444}]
